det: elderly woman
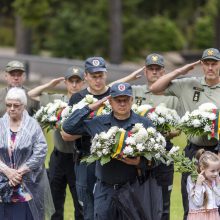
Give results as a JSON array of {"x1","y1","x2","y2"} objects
[{"x1": 0, "y1": 87, "x2": 54, "y2": 220}]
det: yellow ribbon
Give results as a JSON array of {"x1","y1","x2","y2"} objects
[
  {"x1": 140, "y1": 109, "x2": 148, "y2": 117},
  {"x1": 97, "y1": 105, "x2": 105, "y2": 116},
  {"x1": 112, "y1": 131, "x2": 126, "y2": 158}
]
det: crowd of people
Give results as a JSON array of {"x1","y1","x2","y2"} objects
[{"x1": 0, "y1": 47, "x2": 220, "y2": 220}]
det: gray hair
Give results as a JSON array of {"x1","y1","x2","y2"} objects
[{"x1": 5, "y1": 87, "x2": 27, "y2": 105}]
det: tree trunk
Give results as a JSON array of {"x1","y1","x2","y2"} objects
[
  {"x1": 109, "y1": 0, "x2": 122, "y2": 64},
  {"x1": 15, "y1": 16, "x2": 32, "y2": 54}
]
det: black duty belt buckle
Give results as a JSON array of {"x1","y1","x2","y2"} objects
[{"x1": 113, "y1": 184, "x2": 121, "y2": 190}]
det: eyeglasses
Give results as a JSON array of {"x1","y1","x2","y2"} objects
[{"x1": 6, "y1": 103, "x2": 23, "y2": 109}]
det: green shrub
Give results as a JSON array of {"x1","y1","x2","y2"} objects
[
  {"x1": 143, "y1": 16, "x2": 185, "y2": 51},
  {"x1": 0, "y1": 26, "x2": 14, "y2": 46},
  {"x1": 191, "y1": 16, "x2": 214, "y2": 49}
]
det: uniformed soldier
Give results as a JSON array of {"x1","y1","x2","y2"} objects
[
  {"x1": 65, "y1": 57, "x2": 111, "y2": 220},
  {"x1": 132, "y1": 53, "x2": 180, "y2": 220},
  {"x1": 62, "y1": 82, "x2": 162, "y2": 220},
  {"x1": 150, "y1": 48, "x2": 220, "y2": 220},
  {"x1": 0, "y1": 60, "x2": 39, "y2": 117},
  {"x1": 28, "y1": 67, "x2": 85, "y2": 220}
]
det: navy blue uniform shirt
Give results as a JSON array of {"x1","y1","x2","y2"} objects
[
  {"x1": 63, "y1": 106, "x2": 154, "y2": 184},
  {"x1": 68, "y1": 88, "x2": 110, "y2": 156}
]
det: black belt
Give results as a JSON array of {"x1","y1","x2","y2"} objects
[{"x1": 97, "y1": 178, "x2": 137, "y2": 190}]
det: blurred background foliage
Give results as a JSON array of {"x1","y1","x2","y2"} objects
[{"x1": 0, "y1": 0, "x2": 219, "y2": 63}]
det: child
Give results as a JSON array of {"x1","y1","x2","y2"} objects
[{"x1": 187, "y1": 149, "x2": 220, "y2": 220}]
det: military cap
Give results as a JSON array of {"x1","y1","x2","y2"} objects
[
  {"x1": 64, "y1": 66, "x2": 84, "y2": 80},
  {"x1": 145, "y1": 53, "x2": 164, "y2": 67},
  {"x1": 85, "y1": 57, "x2": 107, "y2": 73},
  {"x1": 110, "y1": 82, "x2": 132, "y2": 98},
  {"x1": 201, "y1": 48, "x2": 220, "y2": 61},
  {"x1": 5, "y1": 60, "x2": 25, "y2": 72}
]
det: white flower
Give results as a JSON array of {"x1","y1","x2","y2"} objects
[
  {"x1": 147, "y1": 127, "x2": 156, "y2": 134},
  {"x1": 125, "y1": 137, "x2": 136, "y2": 145},
  {"x1": 204, "y1": 124, "x2": 212, "y2": 132},
  {"x1": 192, "y1": 119, "x2": 201, "y2": 127},
  {"x1": 123, "y1": 146, "x2": 134, "y2": 155},
  {"x1": 168, "y1": 146, "x2": 180, "y2": 156},
  {"x1": 136, "y1": 143, "x2": 145, "y2": 151},
  {"x1": 198, "y1": 103, "x2": 217, "y2": 112},
  {"x1": 49, "y1": 116, "x2": 57, "y2": 122}
]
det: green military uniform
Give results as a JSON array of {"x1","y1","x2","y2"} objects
[
  {"x1": 164, "y1": 46, "x2": 220, "y2": 220},
  {"x1": 132, "y1": 53, "x2": 181, "y2": 220},
  {"x1": 0, "y1": 87, "x2": 39, "y2": 117},
  {"x1": 132, "y1": 84, "x2": 179, "y2": 111},
  {"x1": 164, "y1": 76, "x2": 220, "y2": 147}
]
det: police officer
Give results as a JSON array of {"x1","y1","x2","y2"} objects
[
  {"x1": 150, "y1": 48, "x2": 220, "y2": 220},
  {"x1": 132, "y1": 53, "x2": 180, "y2": 220},
  {"x1": 62, "y1": 82, "x2": 162, "y2": 220},
  {"x1": 64, "y1": 57, "x2": 111, "y2": 220},
  {"x1": 28, "y1": 67, "x2": 85, "y2": 220},
  {"x1": 0, "y1": 60, "x2": 39, "y2": 117}
]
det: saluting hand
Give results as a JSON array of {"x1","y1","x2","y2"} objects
[
  {"x1": 88, "y1": 95, "x2": 111, "y2": 111},
  {"x1": 196, "y1": 170, "x2": 206, "y2": 185},
  {"x1": 129, "y1": 67, "x2": 144, "y2": 81},
  {"x1": 175, "y1": 60, "x2": 200, "y2": 76},
  {"x1": 48, "y1": 77, "x2": 65, "y2": 88}
]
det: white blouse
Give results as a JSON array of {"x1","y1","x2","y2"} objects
[{"x1": 187, "y1": 175, "x2": 220, "y2": 210}]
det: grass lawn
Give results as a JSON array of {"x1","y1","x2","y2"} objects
[{"x1": 45, "y1": 131, "x2": 187, "y2": 220}]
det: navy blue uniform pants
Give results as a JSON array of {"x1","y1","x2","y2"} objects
[
  {"x1": 181, "y1": 142, "x2": 218, "y2": 220},
  {"x1": 75, "y1": 162, "x2": 96, "y2": 220},
  {"x1": 155, "y1": 163, "x2": 174, "y2": 220},
  {"x1": 49, "y1": 148, "x2": 83, "y2": 220}
]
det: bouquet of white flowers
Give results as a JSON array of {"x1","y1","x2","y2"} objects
[
  {"x1": 34, "y1": 99, "x2": 68, "y2": 131},
  {"x1": 35, "y1": 95, "x2": 98, "y2": 131},
  {"x1": 82, "y1": 123, "x2": 167, "y2": 165},
  {"x1": 179, "y1": 103, "x2": 217, "y2": 138},
  {"x1": 132, "y1": 103, "x2": 180, "y2": 133}
]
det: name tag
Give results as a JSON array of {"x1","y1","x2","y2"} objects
[{"x1": 193, "y1": 87, "x2": 204, "y2": 92}]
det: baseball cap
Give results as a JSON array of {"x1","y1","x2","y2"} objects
[
  {"x1": 145, "y1": 53, "x2": 164, "y2": 67},
  {"x1": 64, "y1": 67, "x2": 84, "y2": 80},
  {"x1": 85, "y1": 57, "x2": 107, "y2": 73},
  {"x1": 110, "y1": 82, "x2": 132, "y2": 98},
  {"x1": 201, "y1": 48, "x2": 220, "y2": 61},
  {"x1": 5, "y1": 60, "x2": 25, "y2": 72}
]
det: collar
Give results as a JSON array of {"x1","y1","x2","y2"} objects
[
  {"x1": 200, "y1": 77, "x2": 220, "y2": 88},
  {"x1": 102, "y1": 111, "x2": 139, "y2": 129}
]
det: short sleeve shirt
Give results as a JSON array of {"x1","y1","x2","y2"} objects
[
  {"x1": 132, "y1": 85, "x2": 180, "y2": 114},
  {"x1": 164, "y1": 76, "x2": 220, "y2": 146}
]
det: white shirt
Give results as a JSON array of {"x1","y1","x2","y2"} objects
[{"x1": 187, "y1": 175, "x2": 220, "y2": 210}]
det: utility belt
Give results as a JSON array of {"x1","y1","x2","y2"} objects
[
  {"x1": 97, "y1": 178, "x2": 138, "y2": 190},
  {"x1": 97, "y1": 172, "x2": 150, "y2": 190}
]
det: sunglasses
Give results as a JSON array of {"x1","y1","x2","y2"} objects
[{"x1": 6, "y1": 103, "x2": 23, "y2": 109}]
